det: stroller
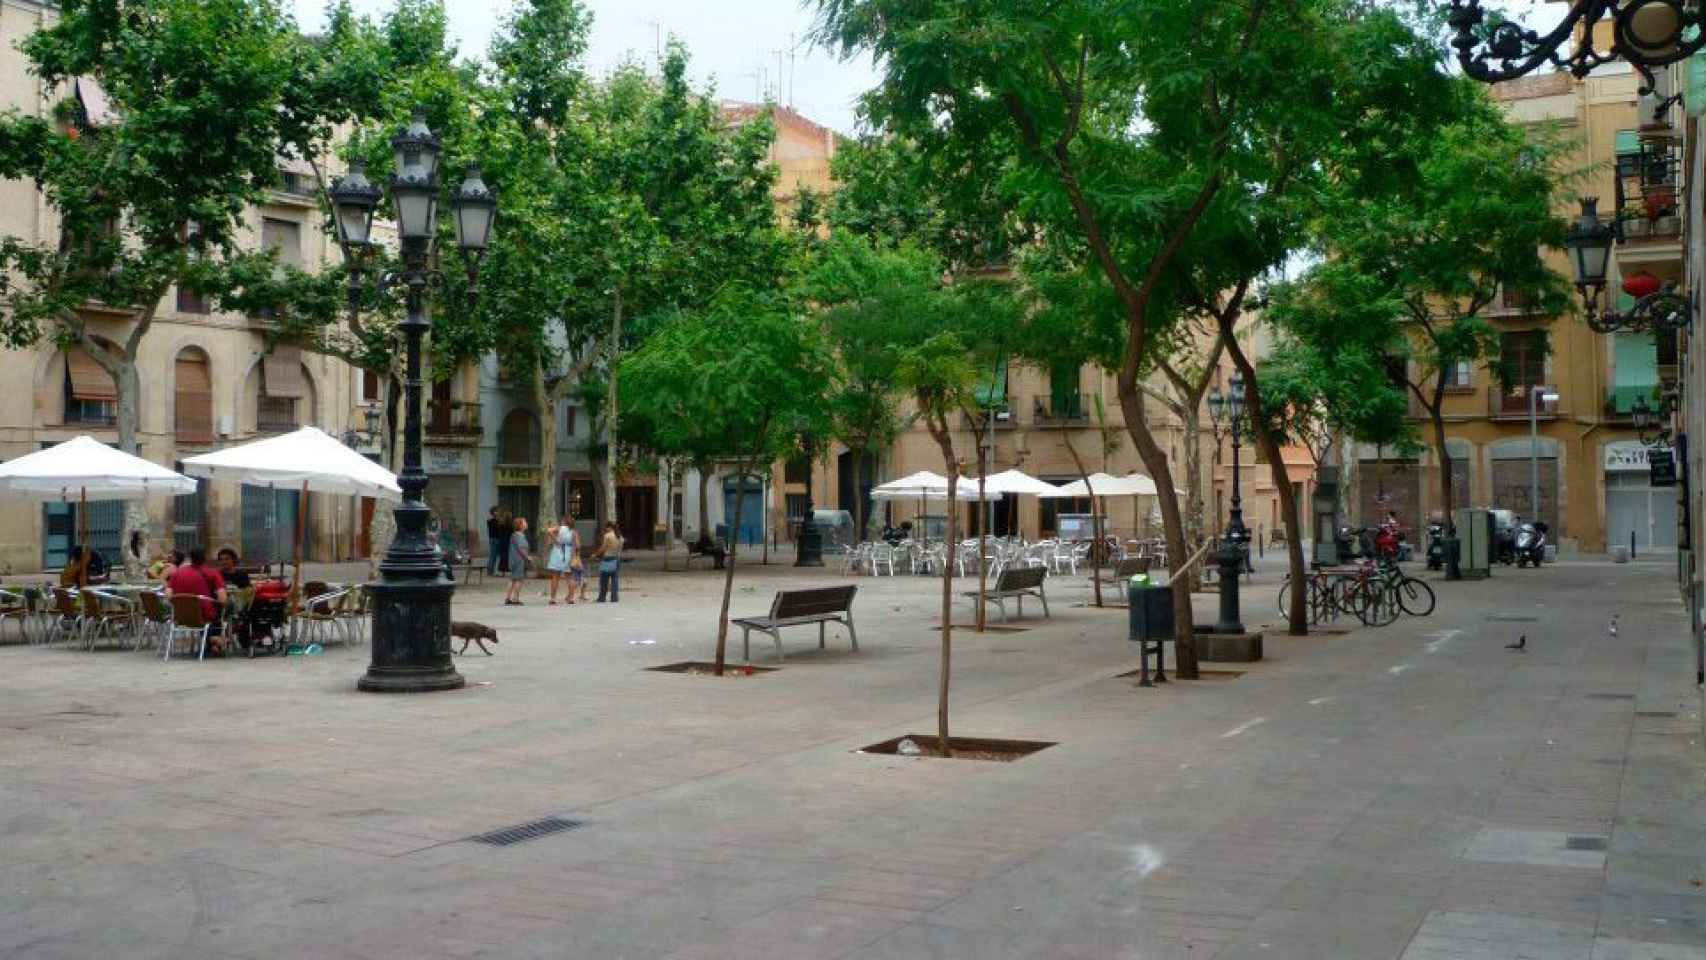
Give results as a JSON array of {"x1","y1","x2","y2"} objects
[{"x1": 232, "y1": 579, "x2": 291, "y2": 655}]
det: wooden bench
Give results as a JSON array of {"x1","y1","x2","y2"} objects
[
  {"x1": 962, "y1": 566, "x2": 1050, "y2": 622},
  {"x1": 1097, "y1": 555, "x2": 1152, "y2": 586},
  {"x1": 732, "y1": 585, "x2": 858, "y2": 661}
]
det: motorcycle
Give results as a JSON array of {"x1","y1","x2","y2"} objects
[
  {"x1": 1514, "y1": 521, "x2": 1548, "y2": 568},
  {"x1": 1426, "y1": 521, "x2": 1446, "y2": 571}
]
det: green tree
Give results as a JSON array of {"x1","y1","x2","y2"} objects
[
  {"x1": 0, "y1": 0, "x2": 327, "y2": 562},
  {"x1": 621, "y1": 287, "x2": 835, "y2": 675},
  {"x1": 815, "y1": 0, "x2": 1430, "y2": 662},
  {"x1": 1311, "y1": 101, "x2": 1574, "y2": 538}
]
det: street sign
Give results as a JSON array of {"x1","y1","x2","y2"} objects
[{"x1": 1650, "y1": 448, "x2": 1677, "y2": 487}]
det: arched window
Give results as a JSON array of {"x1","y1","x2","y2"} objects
[
  {"x1": 498, "y1": 408, "x2": 541, "y2": 464},
  {"x1": 258, "y1": 346, "x2": 306, "y2": 432},
  {"x1": 61, "y1": 346, "x2": 117, "y2": 425},
  {"x1": 174, "y1": 348, "x2": 213, "y2": 443}
]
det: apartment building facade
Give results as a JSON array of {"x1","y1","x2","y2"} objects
[
  {"x1": 0, "y1": 0, "x2": 372, "y2": 573},
  {"x1": 1351, "y1": 70, "x2": 1664, "y2": 554}
]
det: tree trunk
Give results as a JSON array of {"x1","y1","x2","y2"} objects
[
  {"x1": 849, "y1": 444, "x2": 865, "y2": 544},
  {"x1": 1060, "y1": 420, "x2": 1102, "y2": 607},
  {"x1": 662, "y1": 459, "x2": 675, "y2": 572},
  {"x1": 1433, "y1": 408, "x2": 1454, "y2": 534},
  {"x1": 602, "y1": 290, "x2": 623, "y2": 529},
  {"x1": 1116, "y1": 385, "x2": 1197, "y2": 677},
  {"x1": 1182, "y1": 405, "x2": 1206, "y2": 593},
  {"x1": 712, "y1": 458, "x2": 750, "y2": 677},
  {"x1": 975, "y1": 447, "x2": 988, "y2": 633},
  {"x1": 1224, "y1": 329, "x2": 1307, "y2": 635},
  {"x1": 535, "y1": 373, "x2": 558, "y2": 566},
  {"x1": 933, "y1": 439, "x2": 958, "y2": 758},
  {"x1": 697, "y1": 461, "x2": 712, "y2": 544}
]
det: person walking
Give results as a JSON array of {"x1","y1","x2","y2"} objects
[
  {"x1": 593, "y1": 521, "x2": 624, "y2": 603},
  {"x1": 503, "y1": 516, "x2": 534, "y2": 605},
  {"x1": 485, "y1": 507, "x2": 506, "y2": 576},
  {"x1": 546, "y1": 516, "x2": 579, "y2": 605}
]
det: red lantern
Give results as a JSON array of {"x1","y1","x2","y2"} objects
[{"x1": 1622, "y1": 270, "x2": 1663, "y2": 299}]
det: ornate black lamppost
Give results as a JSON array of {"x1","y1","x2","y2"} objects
[
  {"x1": 1207, "y1": 372, "x2": 1249, "y2": 635},
  {"x1": 1447, "y1": 0, "x2": 1706, "y2": 95},
  {"x1": 330, "y1": 109, "x2": 497, "y2": 693}
]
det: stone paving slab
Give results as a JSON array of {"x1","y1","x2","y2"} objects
[{"x1": 1, "y1": 556, "x2": 1704, "y2": 958}]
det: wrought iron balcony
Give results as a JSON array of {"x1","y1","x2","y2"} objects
[
  {"x1": 1615, "y1": 142, "x2": 1682, "y2": 243},
  {"x1": 426, "y1": 399, "x2": 483, "y2": 440},
  {"x1": 1033, "y1": 393, "x2": 1089, "y2": 424}
]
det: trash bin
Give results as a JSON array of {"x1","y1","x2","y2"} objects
[
  {"x1": 1129, "y1": 576, "x2": 1174, "y2": 688},
  {"x1": 1128, "y1": 576, "x2": 1175, "y2": 642}
]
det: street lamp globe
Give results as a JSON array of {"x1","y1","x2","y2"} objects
[
  {"x1": 328, "y1": 159, "x2": 382, "y2": 249},
  {"x1": 451, "y1": 165, "x2": 497, "y2": 255},
  {"x1": 391, "y1": 108, "x2": 441, "y2": 182},
  {"x1": 1228, "y1": 371, "x2": 1246, "y2": 422},
  {"x1": 1207, "y1": 387, "x2": 1225, "y2": 424},
  {"x1": 1565, "y1": 197, "x2": 1615, "y2": 303}
]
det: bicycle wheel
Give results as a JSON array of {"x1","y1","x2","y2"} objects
[
  {"x1": 1397, "y1": 577, "x2": 1435, "y2": 617},
  {"x1": 1360, "y1": 582, "x2": 1400, "y2": 626},
  {"x1": 1335, "y1": 578, "x2": 1367, "y2": 621},
  {"x1": 1277, "y1": 579, "x2": 1293, "y2": 618}
]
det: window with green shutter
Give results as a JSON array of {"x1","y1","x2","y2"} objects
[{"x1": 1611, "y1": 332, "x2": 1658, "y2": 413}]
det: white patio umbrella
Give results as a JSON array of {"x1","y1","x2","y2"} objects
[
  {"x1": 182, "y1": 427, "x2": 401, "y2": 612},
  {"x1": 0, "y1": 436, "x2": 197, "y2": 586},
  {"x1": 974, "y1": 469, "x2": 1064, "y2": 497},
  {"x1": 870, "y1": 470, "x2": 1000, "y2": 501},
  {"x1": 1040, "y1": 472, "x2": 1142, "y2": 498}
]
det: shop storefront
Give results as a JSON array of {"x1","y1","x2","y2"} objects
[{"x1": 1605, "y1": 440, "x2": 1678, "y2": 553}]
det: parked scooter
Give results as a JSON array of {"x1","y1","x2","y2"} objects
[
  {"x1": 1492, "y1": 509, "x2": 1518, "y2": 565},
  {"x1": 1514, "y1": 520, "x2": 1548, "y2": 568},
  {"x1": 1426, "y1": 520, "x2": 1446, "y2": 571}
]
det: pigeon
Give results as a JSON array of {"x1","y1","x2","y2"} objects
[{"x1": 1505, "y1": 635, "x2": 1527, "y2": 651}]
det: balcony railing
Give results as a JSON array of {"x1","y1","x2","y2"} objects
[
  {"x1": 1033, "y1": 393, "x2": 1089, "y2": 424},
  {"x1": 426, "y1": 400, "x2": 483, "y2": 439},
  {"x1": 1615, "y1": 143, "x2": 1682, "y2": 243},
  {"x1": 1488, "y1": 384, "x2": 1559, "y2": 420},
  {"x1": 960, "y1": 404, "x2": 1016, "y2": 430},
  {"x1": 1605, "y1": 384, "x2": 1659, "y2": 422}
]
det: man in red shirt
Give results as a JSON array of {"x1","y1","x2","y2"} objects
[{"x1": 166, "y1": 547, "x2": 226, "y2": 623}]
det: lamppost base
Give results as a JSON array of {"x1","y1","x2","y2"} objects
[
  {"x1": 358, "y1": 574, "x2": 463, "y2": 693},
  {"x1": 1213, "y1": 545, "x2": 1246, "y2": 636},
  {"x1": 795, "y1": 519, "x2": 824, "y2": 567}
]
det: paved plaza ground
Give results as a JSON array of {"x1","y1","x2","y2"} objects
[{"x1": 2, "y1": 550, "x2": 1704, "y2": 959}]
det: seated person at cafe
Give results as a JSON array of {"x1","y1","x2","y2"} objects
[
  {"x1": 216, "y1": 547, "x2": 252, "y2": 589},
  {"x1": 149, "y1": 549, "x2": 184, "y2": 582},
  {"x1": 166, "y1": 547, "x2": 227, "y2": 626},
  {"x1": 60, "y1": 546, "x2": 110, "y2": 586}
]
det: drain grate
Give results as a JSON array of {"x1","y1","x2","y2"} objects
[
  {"x1": 467, "y1": 817, "x2": 583, "y2": 847},
  {"x1": 1565, "y1": 836, "x2": 1608, "y2": 851},
  {"x1": 1485, "y1": 615, "x2": 1539, "y2": 623},
  {"x1": 1636, "y1": 710, "x2": 1679, "y2": 718},
  {"x1": 1586, "y1": 693, "x2": 1636, "y2": 700}
]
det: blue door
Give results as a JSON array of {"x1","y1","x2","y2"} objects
[{"x1": 722, "y1": 480, "x2": 764, "y2": 546}]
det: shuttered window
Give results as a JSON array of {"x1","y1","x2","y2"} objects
[
  {"x1": 262, "y1": 346, "x2": 306, "y2": 399},
  {"x1": 66, "y1": 349, "x2": 116, "y2": 401},
  {"x1": 174, "y1": 355, "x2": 213, "y2": 443}
]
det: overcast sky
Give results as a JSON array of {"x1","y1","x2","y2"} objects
[{"x1": 288, "y1": 0, "x2": 882, "y2": 135}]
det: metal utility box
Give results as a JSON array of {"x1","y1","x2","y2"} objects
[
  {"x1": 1313, "y1": 466, "x2": 1341, "y2": 566},
  {"x1": 1453, "y1": 507, "x2": 1491, "y2": 579},
  {"x1": 1128, "y1": 579, "x2": 1175, "y2": 642}
]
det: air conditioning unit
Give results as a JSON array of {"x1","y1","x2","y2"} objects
[{"x1": 216, "y1": 415, "x2": 234, "y2": 437}]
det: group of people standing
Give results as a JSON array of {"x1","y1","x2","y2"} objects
[{"x1": 488, "y1": 506, "x2": 624, "y2": 606}]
